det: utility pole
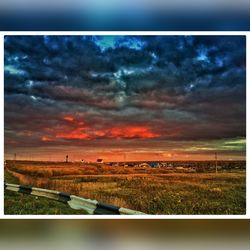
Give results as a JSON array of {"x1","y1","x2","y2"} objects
[{"x1": 215, "y1": 152, "x2": 218, "y2": 174}]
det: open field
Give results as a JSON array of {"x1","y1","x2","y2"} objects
[
  {"x1": 4, "y1": 169, "x2": 85, "y2": 215},
  {"x1": 4, "y1": 160, "x2": 246, "y2": 215}
]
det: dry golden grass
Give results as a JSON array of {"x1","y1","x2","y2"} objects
[{"x1": 5, "y1": 161, "x2": 246, "y2": 215}]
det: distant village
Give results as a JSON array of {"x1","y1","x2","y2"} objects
[
  {"x1": 6, "y1": 154, "x2": 246, "y2": 173},
  {"x1": 65, "y1": 156, "x2": 246, "y2": 172}
]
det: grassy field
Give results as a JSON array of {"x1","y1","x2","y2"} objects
[
  {"x1": 4, "y1": 169, "x2": 85, "y2": 215},
  {"x1": 4, "y1": 161, "x2": 246, "y2": 215}
]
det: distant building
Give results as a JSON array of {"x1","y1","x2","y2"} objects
[
  {"x1": 148, "y1": 162, "x2": 159, "y2": 168},
  {"x1": 139, "y1": 163, "x2": 150, "y2": 168},
  {"x1": 97, "y1": 158, "x2": 103, "y2": 163}
]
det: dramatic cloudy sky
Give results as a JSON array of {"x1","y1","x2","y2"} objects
[{"x1": 4, "y1": 35, "x2": 246, "y2": 161}]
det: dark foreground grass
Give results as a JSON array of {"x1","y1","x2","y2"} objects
[{"x1": 4, "y1": 171, "x2": 85, "y2": 215}]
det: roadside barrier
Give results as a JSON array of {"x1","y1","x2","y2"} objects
[{"x1": 4, "y1": 183, "x2": 146, "y2": 215}]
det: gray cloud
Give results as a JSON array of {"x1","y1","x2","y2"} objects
[{"x1": 4, "y1": 35, "x2": 246, "y2": 154}]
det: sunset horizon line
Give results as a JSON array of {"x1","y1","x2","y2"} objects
[{"x1": 4, "y1": 157, "x2": 246, "y2": 163}]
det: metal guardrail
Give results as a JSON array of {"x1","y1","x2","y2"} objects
[{"x1": 5, "y1": 183, "x2": 146, "y2": 215}]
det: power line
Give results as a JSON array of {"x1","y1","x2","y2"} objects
[{"x1": 215, "y1": 152, "x2": 218, "y2": 173}]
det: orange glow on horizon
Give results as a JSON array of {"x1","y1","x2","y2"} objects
[
  {"x1": 63, "y1": 116, "x2": 74, "y2": 122},
  {"x1": 41, "y1": 136, "x2": 53, "y2": 141},
  {"x1": 5, "y1": 149, "x2": 245, "y2": 162},
  {"x1": 47, "y1": 124, "x2": 160, "y2": 141},
  {"x1": 110, "y1": 126, "x2": 159, "y2": 139},
  {"x1": 56, "y1": 127, "x2": 90, "y2": 140}
]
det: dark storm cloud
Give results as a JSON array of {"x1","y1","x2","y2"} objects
[{"x1": 4, "y1": 35, "x2": 246, "y2": 149}]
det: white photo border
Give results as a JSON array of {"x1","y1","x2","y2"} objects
[{"x1": 1, "y1": 31, "x2": 248, "y2": 219}]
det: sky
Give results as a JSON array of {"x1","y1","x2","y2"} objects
[{"x1": 4, "y1": 35, "x2": 246, "y2": 162}]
